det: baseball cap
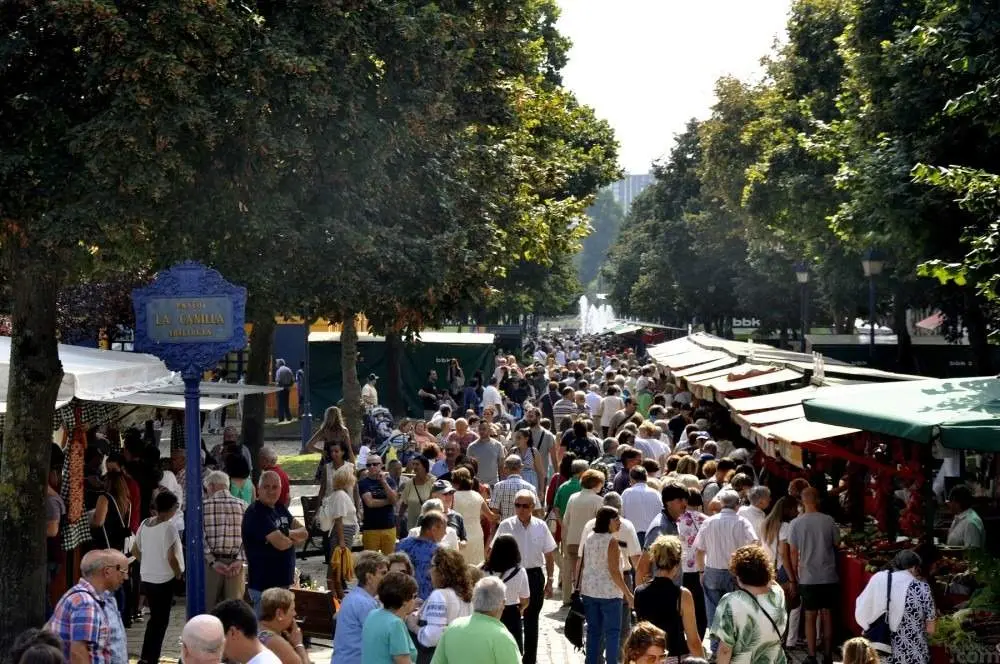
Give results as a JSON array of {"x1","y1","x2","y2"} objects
[{"x1": 432, "y1": 479, "x2": 455, "y2": 494}]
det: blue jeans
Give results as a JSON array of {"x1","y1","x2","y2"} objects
[
  {"x1": 702, "y1": 568, "x2": 735, "y2": 651},
  {"x1": 248, "y1": 589, "x2": 263, "y2": 617},
  {"x1": 583, "y1": 596, "x2": 622, "y2": 664}
]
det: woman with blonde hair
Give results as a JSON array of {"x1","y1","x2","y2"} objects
[
  {"x1": 634, "y1": 535, "x2": 704, "y2": 661},
  {"x1": 324, "y1": 467, "x2": 359, "y2": 598},
  {"x1": 841, "y1": 637, "x2": 879, "y2": 664},
  {"x1": 623, "y1": 621, "x2": 668, "y2": 664},
  {"x1": 405, "y1": 548, "x2": 473, "y2": 663},
  {"x1": 307, "y1": 406, "x2": 355, "y2": 478},
  {"x1": 258, "y1": 588, "x2": 309, "y2": 664}
]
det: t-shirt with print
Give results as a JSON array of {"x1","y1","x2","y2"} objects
[
  {"x1": 787, "y1": 511, "x2": 841, "y2": 585},
  {"x1": 358, "y1": 475, "x2": 398, "y2": 531},
  {"x1": 561, "y1": 435, "x2": 600, "y2": 463},
  {"x1": 242, "y1": 501, "x2": 296, "y2": 591}
]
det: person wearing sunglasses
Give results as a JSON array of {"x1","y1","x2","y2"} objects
[
  {"x1": 491, "y1": 490, "x2": 556, "y2": 664},
  {"x1": 360, "y1": 455, "x2": 399, "y2": 555},
  {"x1": 48, "y1": 549, "x2": 130, "y2": 664}
]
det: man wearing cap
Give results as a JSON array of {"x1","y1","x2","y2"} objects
[
  {"x1": 361, "y1": 373, "x2": 379, "y2": 410},
  {"x1": 431, "y1": 479, "x2": 467, "y2": 549}
]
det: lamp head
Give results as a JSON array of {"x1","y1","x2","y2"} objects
[{"x1": 861, "y1": 248, "x2": 886, "y2": 277}]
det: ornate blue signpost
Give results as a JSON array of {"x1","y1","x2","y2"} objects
[{"x1": 133, "y1": 262, "x2": 247, "y2": 617}]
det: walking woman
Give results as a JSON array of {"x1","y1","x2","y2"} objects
[
  {"x1": 451, "y1": 468, "x2": 491, "y2": 565},
  {"x1": 760, "y1": 495, "x2": 800, "y2": 648},
  {"x1": 90, "y1": 471, "x2": 133, "y2": 620},
  {"x1": 481, "y1": 534, "x2": 531, "y2": 652},
  {"x1": 634, "y1": 535, "x2": 704, "y2": 661},
  {"x1": 133, "y1": 490, "x2": 183, "y2": 664},
  {"x1": 307, "y1": 406, "x2": 356, "y2": 478},
  {"x1": 399, "y1": 456, "x2": 436, "y2": 531},
  {"x1": 578, "y1": 506, "x2": 634, "y2": 664},
  {"x1": 711, "y1": 545, "x2": 787, "y2": 664},
  {"x1": 855, "y1": 550, "x2": 937, "y2": 664},
  {"x1": 512, "y1": 429, "x2": 545, "y2": 495},
  {"x1": 678, "y1": 487, "x2": 709, "y2": 637}
]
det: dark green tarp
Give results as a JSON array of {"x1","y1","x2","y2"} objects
[
  {"x1": 309, "y1": 333, "x2": 496, "y2": 418},
  {"x1": 802, "y1": 376, "x2": 1000, "y2": 451}
]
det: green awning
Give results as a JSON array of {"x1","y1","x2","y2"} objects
[{"x1": 802, "y1": 376, "x2": 1000, "y2": 451}]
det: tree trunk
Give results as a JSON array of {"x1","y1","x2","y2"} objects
[
  {"x1": 965, "y1": 291, "x2": 994, "y2": 374},
  {"x1": 385, "y1": 331, "x2": 405, "y2": 417},
  {"x1": 0, "y1": 262, "x2": 64, "y2": 655},
  {"x1": 893, "y1": 285, "x2": 914, "y2": 372},
  {"x1": 341, "y1": 314, "x2": 363, "y2": 451},
  {"x1": 242, "y1": 315, "x2": 275, "y2": 479}
]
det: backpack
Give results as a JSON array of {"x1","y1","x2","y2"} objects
[{"x1": 590, "y1": 455, "x2": 617, "y2": 494}]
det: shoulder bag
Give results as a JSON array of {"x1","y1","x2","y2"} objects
[
  {"x1": 739, "y1": 588, "x2": 789, "y2": 660},
  {"x1": 863, "y1": 572, "x2": 893, "y2": 654},
  {"x1": 564, "y1": 548, "x2": 585, "y2": 650}
]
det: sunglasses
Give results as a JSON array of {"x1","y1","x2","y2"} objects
[
  {"x1": 367, "y1": 462, "x2": 382, "y2": 467},
  {"x1": 514, "y1": 503, "x2": 533, "y2": 509}
]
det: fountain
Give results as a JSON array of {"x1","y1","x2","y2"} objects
[{"x1": 578, "y1": 295, "x2": 616, "y2": 334}]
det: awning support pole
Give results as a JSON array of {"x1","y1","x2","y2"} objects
[{"x1": 184, "y1": 370, "x2": 206, "y2": 617}]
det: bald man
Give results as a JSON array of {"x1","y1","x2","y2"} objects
[
  {"x1": 182, "y1": 614, "x2": 226, "y2": 664},
  {"x1": 787, "y1": 487, "x2": 841, "y2": 663},
  {"x1": 48, "y1": 549, "x2": 129, "y2": 664},
  {"x1": 243, "y1": 470, "x2": 308, "y2": 615}
]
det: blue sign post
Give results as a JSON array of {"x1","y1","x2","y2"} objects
[{"x1": 133, "y1": 261, "x2": 247, "y2": 618}]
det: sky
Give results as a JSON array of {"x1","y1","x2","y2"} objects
[{"x1": 557, "y1": 0, "x2": 794, "y2": 174}]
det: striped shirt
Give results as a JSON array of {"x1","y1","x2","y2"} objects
[{"x1": 203, "y1": 489, "x2": 247, "y2": 562}]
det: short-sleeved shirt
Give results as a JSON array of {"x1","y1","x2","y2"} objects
[
  {"x1": 492, "y1": 517, "x2": 556, "y2": 570},
  {"x1": 395, "y1": 536, "x2": 439, "y2": 600},
  {"x1": 421, "y1": 382, "x2": 438, "y2": 410},
  {"x1": 362, "y1": 608, "x2": 417, "y2": 664},
  {"x1": 242, "y1": 501, "x2": 296, "y2": 591},
  {"x1": 466, "y1": 438, "x2": 506, "y2": 486},
  {"x1": 429, "y1": 613, "x2": 521, "y2": 664},
  {"x1": 787, "y1": 511, "x2": 841, "y2": 585},
  {"x1": 553, "y1": 476, "x2": 582, "y2": 516},
  {"x1": 358, "y1": 475, "x2": 398, "y2": 531},
  {"x1": 491, "y1": 567, "x2": 531, "y2": 606},
  {"x1": 333, "y1": 586, "x2": 379, "y2": 664},
  {"x1": 489, "y1": 475, "x2": 537, "y2": 522},
  {"x1": 561, "y1": 436, "x2": 600, "y2": 463},
  {"x1": 48, "y1": 579, "x2": 126, "y2": 664},
  {"x1": 712, "y1": 586, "x2": 788, "y2": 664}
]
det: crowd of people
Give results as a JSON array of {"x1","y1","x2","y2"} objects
[{"x1": 31, "y1": 335, "x2": 949, "y2": 664}]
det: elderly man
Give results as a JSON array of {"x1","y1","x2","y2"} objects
[
  {"x1": 430, "y1": 576, "x2": 521, "y2": 664},
  {"x1": 203, "y1": 470, "x2": 248, "y2": 608},
  {"x1": 242, "y1": 471, "x2": 308, "y2": 615},
  {"x1": 489, "y1": 455, "x2": 538, "y2": 521},
  {"x1": 181, "y1": 614, "x2": 226, "y2": 664},
  {"x1": 431, "y1": 441, "x2": 462, "y2": 480},
  {"x1": 396, "y1": 511, "x2": 447, "y2": 600},
  {"x1": 788, "y1": 486, "x2": 841, "y2": 664},
  {"x1": 48, "y1": 549, "x2": 129, "y2": 664},
  {"x1": 738, "y1": 485, "x2": 771, "y2": 539},
  {"x1": 492, "y1": 490, "x2": 556, "y2": 664},
  {"x1": 333, "y1": 552, "x2": 388, "y2": 664},
  {"x1": 693, "y1": 488, "x2": 758, "y2": 646},
  {"x1": 258, "y1": 445, "x2": 290, "y2": 507},
  {"x1": 561, "y1": 469, "x2": 606, "y2": 604}
]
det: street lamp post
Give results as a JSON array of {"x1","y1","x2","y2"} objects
[
  {"x1": 794, "y1": 263, "x2": 810, "y2": 353},
  {"x1": 861, "y1": 248, "x2": 886, "y2": 360}
]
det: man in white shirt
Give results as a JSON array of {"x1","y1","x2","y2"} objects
[
  {"x1": 492, "y1": 490, "x2": 556, "y2": 664},
  {"x1": 621, "y1": 467, "x2": 663, "y2": 544},
  {"x1": 737, "y1": 485, "x2": 771, "y2": 539},
  {"x1": 693, "y1": 489, "x2": 758, "y2": 651},
  {"x1": 578, "y1": 491, "x2": 641, "y2": 651},
  {"x1": 583, "y1": 381, "x2": 602, "y2": 418},
  {"x1": 481, "y1": 376, "x2": 503, "y2": 414}
]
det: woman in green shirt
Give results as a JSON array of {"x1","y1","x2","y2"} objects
[{"x1": 362, "y1": 571, "x2": 419, "y2": 664}]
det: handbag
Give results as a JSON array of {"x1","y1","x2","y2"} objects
[
  {"x1": 564, "y1": 549, "x2": 586, "y2": 650},
  {"x1": 863, "y1": 572, "x2": 893, "y2": 654}
]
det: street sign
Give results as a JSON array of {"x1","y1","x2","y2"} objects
[{"x1": 133, "y1": 261, "x2": 247, "y2": 617}]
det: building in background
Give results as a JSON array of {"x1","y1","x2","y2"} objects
[{"x1": 606, "y1": 173, "x2": 654, "y2": 211}]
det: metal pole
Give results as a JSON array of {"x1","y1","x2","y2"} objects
[
  {"x1": 183, "y1": 370, "x2": 206, "y2": 617},
  {"x1": 800, "y1": 282, "x2": 808, "y2": 353},
  {"x1": 300, "y1": 323, "x2": 313, "y2": 453},
  {"x1": 868, "y1": 276, "x2": 876, "y2": 360}
]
